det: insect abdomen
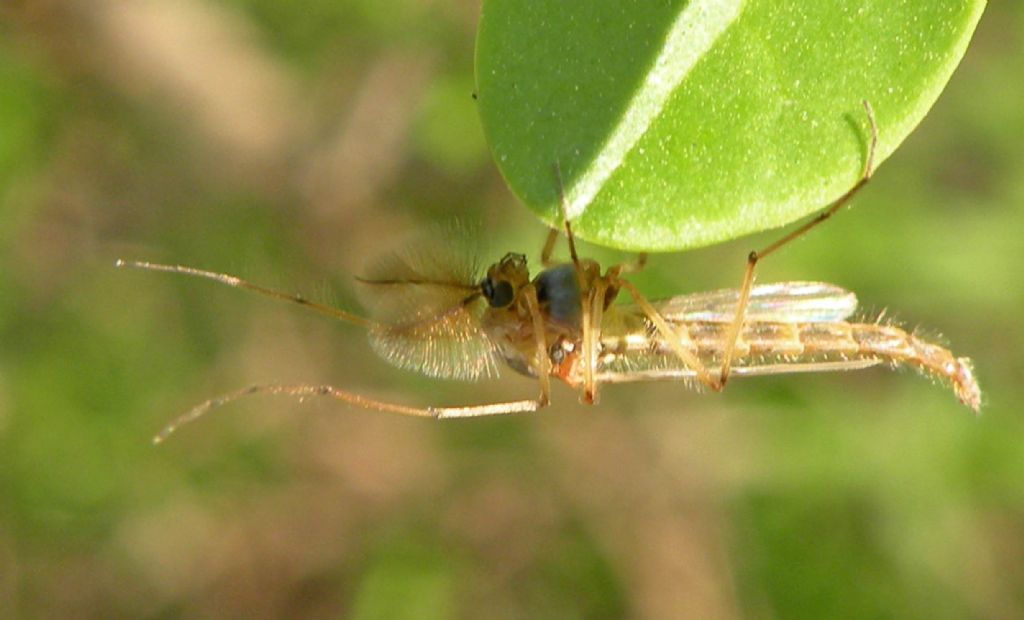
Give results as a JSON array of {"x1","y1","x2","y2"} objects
[{"x1": 600, "y1": 321, "x2": 980, "y2": 411}]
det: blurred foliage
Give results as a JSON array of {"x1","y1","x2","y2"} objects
[{"x1": 0, "y1": 1, "x2": 1021, "y2": 619}]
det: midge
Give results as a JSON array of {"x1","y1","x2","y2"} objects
[{"x1": 118, "y1": 102, "x2": 980, "y2": 443}]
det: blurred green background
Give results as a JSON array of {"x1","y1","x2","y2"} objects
[{"x1": 1, "y1": 1, "x2": 1021, "y2": 618}]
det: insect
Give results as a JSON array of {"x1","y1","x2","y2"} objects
[{"x1": 118, "y1": 101, "x2": 980, "y2": 443}]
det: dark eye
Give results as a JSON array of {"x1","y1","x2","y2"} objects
[{"x1": 482, "y1": 278, "x2": 515, "y2": 308}]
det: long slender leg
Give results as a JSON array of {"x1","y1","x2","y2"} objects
[
  {"x1": 540, "y1": 228, "x2": 561, "y2": 267},
  {"x1": 580, "y1": 287, "x2": 594, "y2": 402},
  {"x1": 544, "y1": 221, "x2": 646, "y2": 274},
  {"x1": 550, "y1": 163, "x2": 648, "y2": 275},
  {"x1": 616, "y1": 253, "x2": 648, "y2": 274},
  {"x1": 553, "y1": 161, "x2": 602, "y2": 402},
  {"x1": 541, "y1": 215, "x2": 647, "y2": 273},
  {"x1": 553, "y1": 162, "x2": 582, "y2": 269},
  {"x1": 603, "y1": 252, "x2": 648, "y2": 289},
  {"x1": 613, "y1": 277, "x2": 723, "y2": 391},
  {"x1": 520, "y1": 283, "x2": 552, "y2": 406},
  {"x1": 153, "y1": 384, "x2": 547, "y2": 444},
  {"x1": 553, "y1": 161, "x2": 630, "y2": 403},
  {"x1": 116, "y1": 260, "x2": 372, "y2": 328},
  {"x1": 150, "y1": 282, "x2": 552, "y2": 442},
  {"x1": 154, "y1": 283, "x2": 555, "y2": 444},
  {"x1": 156, "y1": 285, "x2": 553, "y2": 441},
  {"x1": 581, "y1": 279, "x2": 609, "y2": 403},
  {"x1": 718, "y1": 100, "x2": 878, "y2": 386}
]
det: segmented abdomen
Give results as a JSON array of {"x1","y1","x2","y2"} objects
[{"x1": 599, "y1": 321, "x2": 980, "y2": 411}]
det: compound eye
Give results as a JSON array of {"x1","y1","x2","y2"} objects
[{"x1": 482, "y1": 278, "x2": 515, "y2": 308}]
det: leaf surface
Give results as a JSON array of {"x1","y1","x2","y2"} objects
[{"x1": 476, "y1": 0, "x2": 987, "y2": 251}]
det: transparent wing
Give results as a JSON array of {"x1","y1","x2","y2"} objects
[
  {"x1": 651, "y1": 281, "x2": 858, "y2": 324},
  {"x1": 357, "y1": 222, "x2": 499, "y2": 381},
  {"x1": 595, "y1": 358, "x2": 884, "y2": 385}
]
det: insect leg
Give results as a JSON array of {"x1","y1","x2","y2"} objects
[
  {"x1": 615, "y1": 253, "x2": 648, "y2": 274},
  {"x1": 613, "y1": 277, "x2": 723, "y2": 392},
  {"x1": 552, "y1": 161, "x2": 582, "y2": 268},
  {"x1": 581, "y1": 279, "x2": 609, "y2": 403},
  {"x1": 520, "y1": 282, "x2": 552, "y2": 407},
  {"x1": 540, "y1": 228, "x2": 561, "y2": 267},
  {"x1": 552, "y1": 162, "x2": 646, "y2": 274},
  {"x1": 718, "y1": 100, "x2": 878, "y2": 386},
  {"x1": 152, "y1": 384, "x2": 547, "y2": 444}
]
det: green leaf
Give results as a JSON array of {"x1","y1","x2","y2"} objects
[{"x1": 475, "y1": 0, "x2": 987, "y2": 251}]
